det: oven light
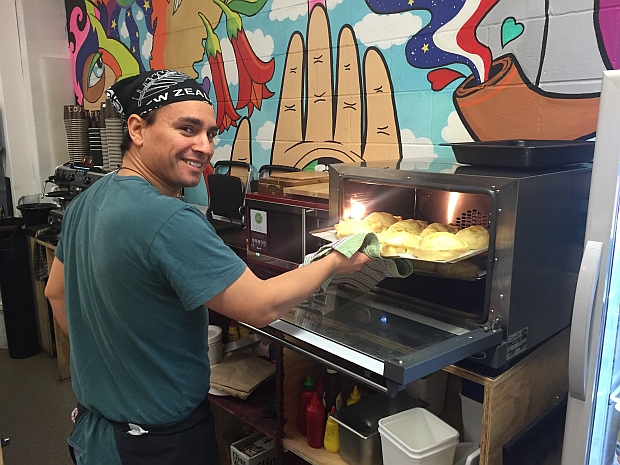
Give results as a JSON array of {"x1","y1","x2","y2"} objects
[
  {"x1": 350, "y1": 199, "x2": 366, "y2": 220},
  {"x1": 447, "y1": 192, "x2": 460, "y2": 223}
]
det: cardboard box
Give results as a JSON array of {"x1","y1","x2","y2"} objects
[{"x1": 230, "y1": 432, "x2": 276, "y2": 465}]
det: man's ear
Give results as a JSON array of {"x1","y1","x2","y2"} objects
[{"x1": 126, "y1": 114, "x2": 146, "y2": 148}]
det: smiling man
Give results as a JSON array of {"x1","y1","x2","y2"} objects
[{"x1": 45, "y1": 70, "x2": 370, "y2": 465}]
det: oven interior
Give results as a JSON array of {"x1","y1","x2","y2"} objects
[{"x1": 339, "y1": 179, "x2": 494, "y2": 324}]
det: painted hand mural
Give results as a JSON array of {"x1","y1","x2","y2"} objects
[{"x1": 270, "y1": 4, "x2": 401, "y2": 169}]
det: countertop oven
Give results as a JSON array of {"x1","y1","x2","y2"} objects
[{"x1": 246, "y1": 163, "x2": 591, "y2": 394}]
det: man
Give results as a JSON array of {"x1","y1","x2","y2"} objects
[{"x1": 45, "y1": 70, "x2": 370, "y2": 465}]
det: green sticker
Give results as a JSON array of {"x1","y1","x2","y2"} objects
[{"x1": 254, "y1": 212, "x2": 263, "y2": 224}]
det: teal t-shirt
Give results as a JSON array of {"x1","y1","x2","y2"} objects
[{"x1": 56, "y1": 173, "x2": 246, "y2": 463}]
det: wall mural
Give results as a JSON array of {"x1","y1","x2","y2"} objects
[{"x1": 64, "y1": 0, "x2": 618, "y2": 189}]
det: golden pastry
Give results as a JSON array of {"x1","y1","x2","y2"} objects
[
  {"x1": 455, "y1": 225, "x2": 489, "y2": 250},
  {"x1": 420, "y1": 223, "x2": 459, "y2": 237},
  {"x1": 363, "y1": 212, "x2": 401, "y2": 233},
  {"x1": 413, "y1": 232, "x2": 469, "y2": 261},
  {"x1": 386, "y1": 219, "x2": 427, "y2": 236},
  {"x1": 334, "y1": 218, "x2": 373, "y2": 238},
  {"x1": 380, "y1": 230, "x2": 422, "y2": 256}
]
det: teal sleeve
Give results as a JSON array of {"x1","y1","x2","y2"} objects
[
  {"x1": 55, "y1": 237, "x2": 64, "y2": 262},
  {"x1": 149, "y1": 206, "x2": 247, "y2": 310}
]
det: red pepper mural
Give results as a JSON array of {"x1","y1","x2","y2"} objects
[
  {"x1": 199, "y1": 12, "x2": 242, "y2": 134},
  {"x1": 198, "y1": 0, "x2": 275, "y2": 132},
  {"x1": 213, "y1": 0, "x2": 275, "y2": 117}
]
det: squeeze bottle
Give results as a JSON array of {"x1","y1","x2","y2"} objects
[
  {"x1": 346, "y1": 385, "x2": 361, "y2": 406},
  {"x1": 227, "y1": 320, "x2": 240, "y2": 341},
  {"x1": 323, "y1": 368, "x2": 341, "y2": 419},
  {"x1": 323, "y1": 407, "x2": 339, "y2": 453},
  {"x1": 297, "y1": 376, "x2": 315, "y2": 436},
  {"x1": 306, "y1": 392, "x2": 326, "y2": 449},
  {"x1": 238, "y1": 325, "x2": 251, "y2": 339}
]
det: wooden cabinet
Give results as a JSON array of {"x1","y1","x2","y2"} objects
[
  {"x1": 26, "y1": 235, "x2": 54, "y2": 356},
  {"x1": 278, "y1": 329, "x2": 569, "y2": 465},
  {"x1": 27, "y1": 235, "x2": 71, "y2": 381}
]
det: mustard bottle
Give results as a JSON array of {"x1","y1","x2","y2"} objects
[
  {"x1": 238, "y1": 325, "x2": 251, "y2": 339},
  {"x1": 346, "y1": 385, "x2": 361, "y2": 406},
  {"x1": 228, "y1": 320, "x2": 240, "y2": 341},
  {"x1": 323, "y1": 407, "x2": 339, "y2": 453}
]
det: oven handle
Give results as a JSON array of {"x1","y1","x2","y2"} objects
[
  {"x1": 243, "y1": 324, "x2": 389, "y2": 395},
  {"x1": 568, "y1": 240, "x2": 603, "y2": 401}
]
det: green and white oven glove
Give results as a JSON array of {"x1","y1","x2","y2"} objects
[{"x1": 301, "y1": 232, "x2": 414, "y2": 292}]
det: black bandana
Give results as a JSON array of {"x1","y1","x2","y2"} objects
[{"x1": 105, "y1": 70, "x2": 212, "y2": 121}]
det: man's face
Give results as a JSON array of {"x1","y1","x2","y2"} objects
[{"x1": 140, "y1": 100, "x2": 217, "y2": 191}]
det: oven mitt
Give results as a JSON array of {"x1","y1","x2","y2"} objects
[
  {"x1": 209, "y1": 351, "x2": 276, "y2": 400},
  {"x1": 301, "y1": 232, "x2": 414, "y2": 292}
]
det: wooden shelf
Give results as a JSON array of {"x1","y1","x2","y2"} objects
[
  {"x1": 282, "y1": 430, "x2": 346, "y2": 465},
  {"x1": 208, "y1": 377, "x2": 278, "y2": 440}
]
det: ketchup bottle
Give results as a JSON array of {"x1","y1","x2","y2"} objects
[
  {"x1": 297, "y1": 376, "x2": 315, "y2": 436},
  {"x1": 306, "y1": 392, "x2": 326, "y2": 448}
]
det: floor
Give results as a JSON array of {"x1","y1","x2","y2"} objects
[
  {"x1": 0, "y1": 348, "x2": 308, "y2": 465},
  {"x1": 0, "y1": 349, "x2": 76, "y2": 465}
]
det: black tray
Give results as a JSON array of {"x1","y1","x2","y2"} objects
[{"x1": 443, "y1": 140, "x2": 595, "y2": 168}]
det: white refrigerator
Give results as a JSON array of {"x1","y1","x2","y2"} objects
[{"x1": 562, "y1": 69, "x2": 620, "y2": 465}]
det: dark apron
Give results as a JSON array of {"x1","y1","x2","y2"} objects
[{"x1": 70, "y1": 395, "x2": 220, "y2": 465}]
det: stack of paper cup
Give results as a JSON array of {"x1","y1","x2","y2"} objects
[{"x1": 208, "y1": 325, "x2": 223, "y2": 366}]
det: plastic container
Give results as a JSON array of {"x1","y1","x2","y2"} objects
[
  {"x1": 207, "y1": 325, "x2": 222, "y2": 366},
  {"x1": 16, "y1": 202, "x2": 56, "y2": 226},
  {"x1": 460, "y1": 392, "x2": 483, "y2": 445},
  {"x1": 378, "y1": 408, "x2": 459, "y2": 465},
  {"x1": 332, "y1": 391, "x2": 428, "y2": 465},
  {"x1": 405, "y1": 370, "x2": 448, "y2": 415},
  {"x1": 453, "y1": 442, "x2": 480, "y2": 465},
  {"x1": 0, "y1": 218, "x2": 40, "y2": 358}
]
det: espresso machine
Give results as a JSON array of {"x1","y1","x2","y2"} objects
[{"x1": 46, "y1": 162, "x2": 107, "y2": 230}]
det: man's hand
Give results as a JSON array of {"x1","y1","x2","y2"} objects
[{"x1": 330, "y1": 251, "x2": 373, "y2": 274}]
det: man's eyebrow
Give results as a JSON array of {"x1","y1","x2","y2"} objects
[
  {"x1": 177, "y1": 116, "x2": 217, "y2": 133},
  {"x1": 177, "y1": 116, "x2": 203, "y2": 126}
]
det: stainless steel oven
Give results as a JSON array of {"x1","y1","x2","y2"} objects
[{"x1": 245, "y1": 162, "x2": 591, "y2": 394}]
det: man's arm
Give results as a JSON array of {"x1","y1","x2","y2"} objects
[
  {"x1": 44, "y1": 257, "x2": 69, "y2": 336},
  {"x1": 206, "y1": 251, "x2": 371, "y2": 327}
]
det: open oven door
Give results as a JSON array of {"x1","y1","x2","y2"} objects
[{"x1": 244, "y1": 284, "x2": 503, "y2": 396}]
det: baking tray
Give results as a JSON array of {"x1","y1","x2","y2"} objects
[
  {"x1": 443, "y1": 139, "x2": 595, "y2": 168},
  {"x1": 412, "y1": 268, "x2": 486, "y2": 281},
  {"x1": 310, "y1": 227, "x2": 488, "y2": 264}
]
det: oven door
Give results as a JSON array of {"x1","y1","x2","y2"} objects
[{"x1": 245, "y1": 284, "x2": 503, "y2": 396}]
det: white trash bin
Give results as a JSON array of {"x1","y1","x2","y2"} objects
[{"x1": 378, "y1": 407, "x2": 459, "y2": 465}]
